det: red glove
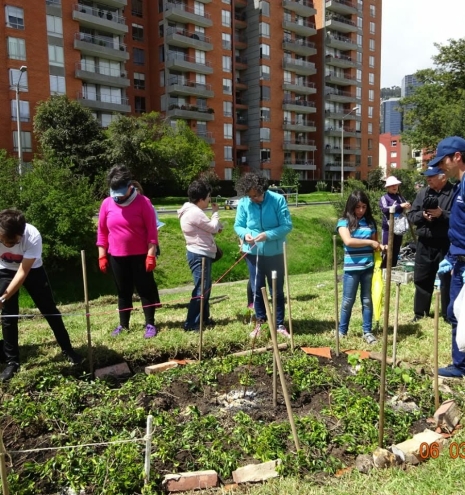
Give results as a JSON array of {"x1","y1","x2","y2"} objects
[
  {"x1": 146, "y1": 255, "x2": 156, "y2": 272},
  {"x1": 99, "y1": 256, "x2": 109, "y2": 274}
]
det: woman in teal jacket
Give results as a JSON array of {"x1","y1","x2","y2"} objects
[{"x1": 234, "y1": 173, "x2": 293, "y2": 338}]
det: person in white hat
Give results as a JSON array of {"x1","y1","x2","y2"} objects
[{"x1": 379, "y1": 176, "x2": 411, "y2": 268}]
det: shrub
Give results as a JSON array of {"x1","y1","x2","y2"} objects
[{"x1": 316, "y1": 180, "x2": 327, "y2": 192}]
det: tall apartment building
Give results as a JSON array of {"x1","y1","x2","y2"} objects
[{"x1": 1, "y1": 0, "x2": 381, "y2": 182}]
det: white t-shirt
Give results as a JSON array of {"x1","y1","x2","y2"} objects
[{"x1": 0, "y1": 223, "x2": 43, "y2": 271}]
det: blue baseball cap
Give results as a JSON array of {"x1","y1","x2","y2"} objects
[
  {"x1": 110, "y1": 183, "x2": 130, "y2": 198},
  {"x1": 428, "y1": 136, "x2": 465, "y2": 167},
  {"x1": 422, "y1": 165, "x2": 442, "y2": 176}
]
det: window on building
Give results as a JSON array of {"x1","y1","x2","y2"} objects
[
  {"x1": 224, "y1": 168, "x2": 232, "y2": 180},
  {"x1": 369, "y1": 55, "x2": 375, "y2": 67},
  {"x1": 9, "y1": 68, "x2": 28, "y2": 90},
  {"x1": 391, "y1": 140, "x2": 397, "y2": 147},
  {"x1": 135, "y1": 96, "x2": 146, "y2": 113},
  {"x1": 131, "y1": 0, "x2": 143, "y2": 17},
  {"x1": 259, "y1": 22, "x2": 270, "y2": 37},
  {"x1": 368, "y1": 138, "x2": 373, "y2": 150},
  {"x1": 260, "y1": 1, "x2": 270, "y2": 16},
  {"x1": 222, "y1": 33, "x2": 231, "y2": 49},
  {"x1": 283, "y1": 70, "x2": 292, "y2": 83},
  {"x1": 260, "y1": 86, "x2": 270, "y2": 101},
  {"x1": 222, "y1": 0, "x2": 231, "y2": 3},
  {"x1": 368, "y1": 122, "x2": 373, "y2": 134},
  {"x1": 357, "y1": 34, "x2": 363, "y2": 46},
  {"x1": 357, "y1": 17, "x2": 362, "y2": 28},
  {"x1": 158, "y1": 45, "x2": 164, "y2": 62},
  {"x1": 46, "y1": 15, "x2": 62, "y2": 36},
  {"x1": 370, "y1": 21, "x2": 375, "y2": 34},
  {"x1": 7, "y1": 37, "x2": 26, "y2": 60},
  {"x1": 134, "y1": 47, "x2": 145, "y2": 65},
  {"x1": 50, "y1": 75, "x2": 66, "y2": 94},
  {"x1": 159, "y1": 70, "x2": 165, "y2": 87},
  {"x1": 223, "y1": 78, "x2": 232, "y2": 94},
  {"x1": 223, "y1": 101, "x2": 232, "y2": 117},
  {"x1": 390, "y1": 162, "x2": 397, "y2": 168},
  {"x1": 356, "y1": 69, "x2": 362, "y2": 82},
  {"x1": 369, "y1": 89, "x2": 374, "y2": 101},
  {"x1": 13, "y1": 131, "x2": 32, "y2": 152},
  {"x1": 260, "y1": 127, "x2": 270, "y2": 142},
  {"x1": 48, "y1": 44, "x2": 64, "y2": 66},
  {"x1": 134, "y1": 72, "x2": 145, "y2": 89},
  {"x1": 370, "y1": 5, "x2": 375, "y2": 17},
  {"x1": 194, "y1": 2, "x2": 205, "y2": 16},
  {"x1": 356, "y1": 87, "x2": 362, "y2": 98},
  {"x1": 222, "y1": 55, "x2": 231, "y2": 72},
  {"x1": 369, "y1": 73, "x2": 374, "y2": 85},
  {"x1": 224, "y1": 146, "x2": 232, "y2": 161},
  {"x1": 11, "y1": 99, "x2": 29, "y2": 122},
  {"x1": 195, "y1": 50, "x2": 206, "y2": 64},
  {"x1": 132, "y1": 23, "x2": 144, "y2": 41},
  {"x1": 260, "y1": 65, "x2": 270, "y2": 80},
  {"x1": 369, "y1": 39, "x2": 375, "y2": 51},
  {"x1": 224, "y1": 123, "x2": 233, "y2": 139},
  {"x1": 159, "y1": 22, "x2": 164, "y2": 37},
  {"x1": 391, "y1": 151, "x2": 397, "y2": 158},
  {"x1": 261, "y1": 169, "x2": 271, "y2": 179},
  {"x1": 5, "y1": 6, "x2": 24, "y2": 29},
  {"x1": 222, "y1": 10, "x2": 231, "y2": 27},
  {"x1": 260, "y1": 44, "x2": 270, "y2": 59},
  {"x1": 367, "y1": 155, "x2": 373, "y2": 167},
  {"x1": 368, "y1": 106, "x2": 373, "y2": 117},
  {"x1": 260, "y1": 107, "x2": 270, "y2": 121},
  {"x1": 261, "y1": 148, "x2": 271, "y2": 162}
]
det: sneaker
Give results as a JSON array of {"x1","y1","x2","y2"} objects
[
  {"x1": 144, "y1": 324, "x2": 157, "y2": 339},
  {"x1": 62, "y1": 349, "x2": 83, "y2": 366},
  {"x1": 249, "y1": 320, "x2": 264, "y2": 338},
  {"x1": 204, "y1": 319, "x2": 215, "y2": 327},
  {"x1": 438, "y1": 365, "x2": 465, "y2": 379},
  {"x1": 363, "y1": 333, "x2": 377, "y2": 345},
  {"x1": 247, "y1": 303, "x2": 254, "y2": 310},
  {"x1": 338, "y1": 332, "x2": 347, "y2": 339},
  {"x1": 111, "y1": 325, "x2": 125, "y2": 337},
  {"x1": 0, "y1": 362, "x2": 19, "y2": 382},
  {"x1": 277, "y1": 325, "x2": 291, "y2": 338}
]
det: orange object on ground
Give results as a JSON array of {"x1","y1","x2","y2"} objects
[{"x1": 301, "y1": 347, "x2": 332, "y2": 359}]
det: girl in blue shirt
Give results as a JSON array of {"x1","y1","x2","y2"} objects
[{"x1": 337, "y1": 190, "x2": 383, "y2": 344}]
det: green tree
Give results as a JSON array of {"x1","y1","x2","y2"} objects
[
  {"x1": 366, "y1": 168, "x2": 384, "y2": 190},
  {"x1": 33, "y1": 96, "x2": 108, "y2": 182},
  {"x1": 400, "y1": 38, "x2": 465, "y2": 149},
  {"x1": 0, "y1": 149, "x2": 21, "y2": 209},
  {"x1": 280, "y1": 165, "x2": 300, "y2": 189}
]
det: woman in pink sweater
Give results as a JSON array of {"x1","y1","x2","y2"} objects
[{"x1": 97, "y1": 165, "x2": 160, "y2": 338}]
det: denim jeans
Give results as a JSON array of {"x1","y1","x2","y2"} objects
[
  {"x1": 246, "y1": 253, "x2": 285, "y2": 326},
  {"x1": 185, "y1": 251, "x2": 212, "y2": 329},
  {"x1": 339, "y1": 267, "x2": 373, "y2": 335},
  {"x1": 447, "y1": 260, "x2": 465, "y2": 369}
]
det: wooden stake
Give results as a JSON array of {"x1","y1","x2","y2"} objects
[
  {"x1": 0, "y1": 429, "x2": 10, "y2": 495},
  {"x1": 283, "y1": 242, "x2": 294, "y2": 352},
  {"x1": 144, "y1": 415, "x2": 153, "y2": 485},
  {"x1": 272, "y1": 271, "x2": 277, "y2": 408},
  {"x1": 379, "y1": 205, "x2": 396, "y2": 448},
  {"x1": 391, "y1": 282, "x2": 401, "y2": 367},
  {"x1": 198, "y1": 257, "x2": 206, "y2": 362},
  {"x1": 333, "y1": 235, "x2": 340, "y2": 357},
  {"x1": 81, "y1": 250, "x2": 94, "y2": 378},
  {"x1": 433, "y1": 290, "x2": 440, "y2": 411},
  {"x1": 261, "y1": 287, "x2": 300, "y2": 452}
]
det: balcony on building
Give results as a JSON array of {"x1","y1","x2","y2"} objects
[
  {"x1": 283, "y1": 98, "x2": 316, "y2": 113},
  {"x1": 195, "y1": 0, "x2": 212, "y2": 3},
  {"x1": 164, "y1": 1, "x2": 213, "y2": 28},
  {"x1": 325, "y1": 71, "x2": 360, "y2": 86},
  {"x1": 325, "y1": 87, "x2": 357, "y2": 103},
  {"x1": 235, "y1": 96, "x2": 248, "y2": 109},
  {"x1": 325, "y1": 125, "x2": 359, "y2": 138},
  {"x1": 283, "y1": 57, "x2": 316, "y2": 76},
  {"x1": 72, "y1": 4, "x2": 128, "y2": 34},
  {"x1": 283, "y1": 119, "x2": 316, "y2": 132},
  {"x1": 235, "y1": 55, "x2": 248, "y2": 70},
  {"x1": 75, "y1": 62, "x2": 130, "y2": 87},
  {"x1": 325, "y1": 0, "x2": 358, "y2": 16},
  {"x1": 167, "y1": 77, "x2": 214, "y2": 98},
  {"x1": 234, "y1": 11, "x2": 247, "y2": 29},
  {"x1": 283, "y1": 80, "x2": 316, "y2": 95},
  {"x1": 196, "y1": 131, "x2": 215, "y2": 144},
  {"x1": 325, "y1": 32, "x2": 358, "y2": 51},
  {"x1": 326, "y1": 161, "x2": 356, "y2": 172},
  {"x1": 282, "y1": 37, "x2": 317, "y2": 57},
  {"x1": 284, "y1": 159, "x2": 316, "y2": 171},
  {"x1": 236, "y1": 114, "x2": 248, "y2": 129},
  {"x1": 325, "y1": 53, "x2": 360, "y2": 69},
  {"x1": 325, "y1": 108, "x2": 361, "y2": 120},
  {"x1": 234, "y1": 33, "x2": 247, "y2": 49},
  {"x1": 236, "y1": 140, "x2": 249, "y2": 151},
  {"x1": 235, "y1": 77, "x2": 247, "y2": 90},
  {"x1": 282, "y1": 18, "x2": 317, "y2": 37},
  {"x1": 165, "y1": 27, "x2": 213, "y2": 51},
  {"x1": 166, "y1": 52, "x2": 213, "y2": 74},
  {"x1": 77, "y1": 92, "x2": 130, "y2": 113},
  {"x1": 282, "y1": 0, "x2": 317, "y2": 17},
  {"x1": 99, "y1": 0, "x2": 127, "y2": 7},
  {"x1": 283, "y1": 138, "x2": 316, "y2": 151},
  {"x1": 234, "y1": 0, "x2": 247, "y2": 7},
  {"x1": 167, "y1": 103, "x2": 215, "y2": 121},
  {"x1": 74, "y1": 32, "x2": 129, "y2": 61},
  {"x1": 325, "y1": 13, "x2": 358, "y2": 33}
]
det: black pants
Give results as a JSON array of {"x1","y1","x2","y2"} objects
[
  {"x1": 0, "y1": 266, "x2": 73, "y2": 364},
  {"x1": 381, "y1": 230, "x2": 403, "y2": 268},
  {"x1": 109, "y1": 254, "x2": 159, "y2": 328},
  {"x1": 413, "y1": 238, "x2": 451, "y2": 318}
]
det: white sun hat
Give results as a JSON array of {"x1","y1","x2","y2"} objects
[{"x1": 384, "y1": 176, "x2": 402, "y2": 188}]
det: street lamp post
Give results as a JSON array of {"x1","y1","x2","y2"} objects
[
  {"x1": 16, "y1": 65, "x2": 27, "y2": 175},
  {"x1": 340, "y1": 106, "x2": 359, "y2": 197}
]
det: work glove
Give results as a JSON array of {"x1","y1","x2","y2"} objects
[
  {"x1": 98, "y1": 256, "x2": 109, "y2": 274},
  {"x1": 146, "y1": 255, "x2": 156, "y2": 272},
  {"x1": 438, "y1": 259, "x2": 453, "y2": 274}
]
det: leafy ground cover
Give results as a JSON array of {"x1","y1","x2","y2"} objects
[{"x1": 2, "y1": 267, "x2": 465, "y2": 494}]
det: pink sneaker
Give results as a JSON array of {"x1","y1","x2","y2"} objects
[
  {"x1": 247, "y1": 303, "x2": 254, "y2": 310},
  {"x1": 249, "y1": 320, "x2": 263, "y2": 338},
  {"x1": 277, "y1": 325, "x2": 291, "y2": 338}
]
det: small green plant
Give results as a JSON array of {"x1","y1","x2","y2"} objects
[{"x1": 316, "y1": 180, "x2": 327, "y2": 192}]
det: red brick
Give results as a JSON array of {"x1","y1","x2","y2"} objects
[
  {"x1": 162, "y1": 470, "x2": 218, "y2": 492},
  {"x1": 145, "y1": 361, "x2": 178, "y2": 375}
]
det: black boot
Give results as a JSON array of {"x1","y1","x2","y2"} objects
[
  {"x1": 0, "y1": 362, "x2": 20, "y2": 382},
  {"x1": 62, "y1": 348, "x2": 83, "y2": 365}
]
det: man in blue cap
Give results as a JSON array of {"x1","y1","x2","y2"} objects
[
  {"x1": 407, "y1": 165, "x2": 453, "y2": 322},
  {"x1": 433, "y1": 136, "x2": 465, "y2": 377}
]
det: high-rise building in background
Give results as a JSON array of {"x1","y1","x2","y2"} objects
[
  {"x1": 1, "y1": 0, "x2": 382, "y2": 182},
  {"x1": 401, "y1": 73, "x2": 420, "y2": 98},
  {"x1": 381, "y1": 98, "x2": 402, "y2": 135}
]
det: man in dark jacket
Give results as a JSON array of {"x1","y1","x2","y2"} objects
[{"x1": 407, "y1": 166, "x2": 453, "y2": 321}]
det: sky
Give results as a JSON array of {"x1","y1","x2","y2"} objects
[{"x1": 381, "y1": 0, "x2": 465, "y2": 88}]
